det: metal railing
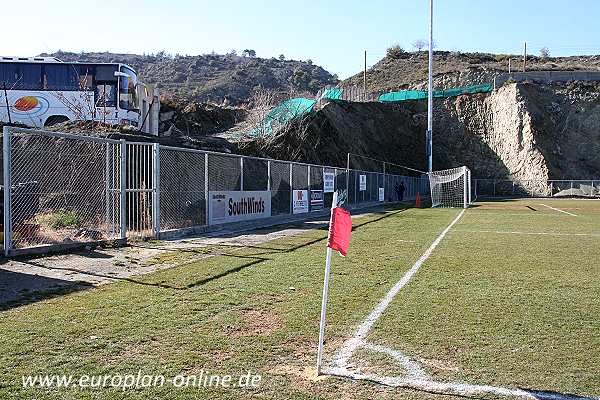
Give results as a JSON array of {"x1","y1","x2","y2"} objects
[{"x1": 1, "y1": 127, "x2": 429, "y2": 256}]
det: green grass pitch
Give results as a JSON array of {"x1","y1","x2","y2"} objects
[{"x1": 0, "y1": 199, "x2": 598, "y2": 399}]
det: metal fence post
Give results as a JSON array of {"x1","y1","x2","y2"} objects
[
  {"x1": 240, "y1": 157, "x2": 244, "y2": 191},
  {"x1": 104, "y1": 142, "x2": 110, "y2": 226},
  {"x1": 307, "y1": 164, "x2": 311, "y2": 202},
  {"x1": 463, "y1": 166, "x2": 468, "y2": 208},
  {"x1": 205, "y1": 153, "x2": 209, "y2": 225},
  {"x1": 119, "y1": 139, "x2": 127, "y2": 240},
  {"x1": 289, "y1": 163, "x2": 293, "y2": 214},
  {"x1": 152, "y1": 143, "x2": 160, "y2": 237},
  {"x1": 383, "y1": 162, "x2": 386, "y2": 203},
  {"x1": 267, "y1": 160, "x2": 271, "y2": 191},
  {"x1": 3, "y1": 127, "x2": 12, "y2": 256}
]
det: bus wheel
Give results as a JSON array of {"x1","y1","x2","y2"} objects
[{"x1": 44, "y1": 116, "x2": 70, "y2": 127}]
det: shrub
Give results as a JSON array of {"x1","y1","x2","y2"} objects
[
  {"x1": 38, "y1": 210, "x2": 83, "y2": 229},
  {"x1": 386, "y1": 44, "x2": 405, "y2": 59}
]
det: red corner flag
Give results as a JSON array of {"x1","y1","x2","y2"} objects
[
  {"x1": 327, "y1": 207, "x2": 352, "y2": 256},
  {"x1": 317, "y1": 193, "x2": 352, "y2": 375}
]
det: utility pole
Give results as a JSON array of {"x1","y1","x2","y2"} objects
[
  {"x1": 427, "y1": 0, "x2": 433, "y2": 172},
  {"x1": 363, "y1": 50, "x2": 367, "y2": 101},
  {"x1": 523, "y1": 42, "x2": 527, "y2": 72},
  {"x1": 508, "y1": 58, "x2": 512, "y2": 74}
]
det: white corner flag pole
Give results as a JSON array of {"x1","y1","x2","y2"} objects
[{"x1": 316, "y1": 190, "x2": 338, "y2": 375}]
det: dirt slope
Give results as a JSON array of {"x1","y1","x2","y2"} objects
[
  {"x1": 344, "y1": 51, "x2": 600, "y2": 92},
  {"x1": 239, "y1": 82, "x2": 600, "y2": 184}
]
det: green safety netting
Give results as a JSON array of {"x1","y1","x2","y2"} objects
[
  {"x1": 246, "y1": 98, "x2": 316, "y2": 137},
  {"x1": 320, "y1": 87, "x2": 343, "y2": 100},
  {"x1": 239, "y1": 83, "x2": 493, "y2": 138},
  {"x1": 378, "y1": 83, "x2": 493, "y2": 103}
]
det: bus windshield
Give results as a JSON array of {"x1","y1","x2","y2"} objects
[{"x1": 119, "y1": 66, "x2": 138, "y2": 111}]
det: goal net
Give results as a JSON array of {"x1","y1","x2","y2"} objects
[{"x1": 428, "y1": 166, "x2": 472, "y2": 208}]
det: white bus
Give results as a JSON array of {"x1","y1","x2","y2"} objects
[{"x1": 0, "y1": 56, "x2": 158, "y2": 133}]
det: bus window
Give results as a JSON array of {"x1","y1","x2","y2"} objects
[
  {"x1": 77, "y1": 65, "x2": 94, "y2": 90},
  {"x1": 0, "y1": 63, "x2": 42, "y2": 90},
  {"x1": 95, "y1": 65, "x2": 118, "y2": 82},
  {"x1": 44, "y1": 64, "x2": 79, "y2": 90},
  {"x1": 118, "y1": 66, "x2": 138, "y2": 111},
  {"x1": 95, "y1": 83, "x2": 117, "y2": 107}
]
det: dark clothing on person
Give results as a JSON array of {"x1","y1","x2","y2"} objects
[{"x1": 398, "y1": 182, "x2": 406, "y2": 201}]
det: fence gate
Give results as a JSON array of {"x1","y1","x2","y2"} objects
[{"x1": 125, "y1": 142, "x2": 158, "y2": 239}]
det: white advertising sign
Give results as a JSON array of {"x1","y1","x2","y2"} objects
[
  {"x1": 293, "y1": 190, "x2": 309, "y2": 214},
  {"x1": 209, "y1": 191, "x2": 271, "y2": 225},
  {"x1": 323, "y1": 171, "x2": 335, "y2": 193},
  {"x1": 379, "y1": 187, "x2": 385, "y2": 202},
  {"x1": 310, "y1": 190, "x2": 324, "y2": 211},
  {"x1": 359, "y1": 174, "x2": 367, "y2": 191}
]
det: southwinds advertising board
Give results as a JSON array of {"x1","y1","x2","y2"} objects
[{"x1": 209, "y1": 191, "x2": 271, "y2": 224}]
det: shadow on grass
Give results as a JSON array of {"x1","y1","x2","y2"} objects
[
  {"x1": 0, "y1": 269, "x2": 93, "y2": 311},
  {"x1": 131, "y1": 207, "x2": 409, "y2": 291},
  {"x1": 521, "y1": 388, "x2": 597, "y2": 400},
  {"x1": 1, "y1": 206, "x2": 409, "y2": 305}
]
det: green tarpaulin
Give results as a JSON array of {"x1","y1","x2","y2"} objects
[{"x1": 378, "y1": 83, "x2": 493, "y2": 103}]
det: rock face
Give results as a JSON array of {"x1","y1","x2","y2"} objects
[
  {"x1": 436, "y1": 82, "x2": 600, "y2": 186},
  {"x1": 239, "y1": 82, "x2": 600, "y2": 192},
  {"x1": 436, "y1": 84, "x2": 550, "y2": 193}
]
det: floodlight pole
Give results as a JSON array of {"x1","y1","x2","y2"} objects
[{"x1": 427, "y1": 0, "x2": 434, "y2": 173}]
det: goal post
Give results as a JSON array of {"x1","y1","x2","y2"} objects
[{"x1": 428, "y1": 166, "x2": 472, "y2": 208}]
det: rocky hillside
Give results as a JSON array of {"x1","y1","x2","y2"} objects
[
  {"x1": 42, "y1": 51, "x2": 339, "y2": 104},
  {"x1": 344, "y1": 50, "x2": 600, "y2": 92},
  {"x1": 239, "y1": 81, "x2": 600, "y2": 185}
]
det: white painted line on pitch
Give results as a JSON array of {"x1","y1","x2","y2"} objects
[
  {"x1": 453, "y1": 229, "x2": 600, "y2": 237},
  {"x1": 467, "y1": 212, "x2": 566, "y2": 217},
  {"x1": 327, "y1": 367, "x2": 538, "y2": 399},
  {"x1": 362, "y1": 342, "x2": 428, "y2": 380},
  {"x1": 539, "y1": 203, "x2": 578, "y2": 216},
  {"x1": 332, "y1": 209, "x2": 466, "y2": 369}
]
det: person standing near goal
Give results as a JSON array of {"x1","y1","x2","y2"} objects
[{"x1": 398, "y1": 182, "x2": 406, "y2": 201}]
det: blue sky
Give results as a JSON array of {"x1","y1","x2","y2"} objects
[{"x1": 3, "y1": 0, "x2": 600, "y2": 78}]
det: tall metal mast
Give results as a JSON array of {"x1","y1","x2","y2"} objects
[{"x1": 427, "y1": 0, "x2": 434, "y2": 172}]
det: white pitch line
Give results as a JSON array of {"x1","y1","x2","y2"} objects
[
  {"x1": 467, "y1": 212, "x2": 566, "y2": 217},
  {"x1": 362, "y1": 342, "x2": 428, "y2": 380},
  {"x1": 453, "y1": 229, "x2": 600, "y2": 237},
  {"x1": 539, "y1": 203, "x2": 578, "y2": 216},
  {"x1": 327, "y1": 367, "x2": 538, "y2": 399},
  {"x1": 332, "y1": 209, "x2": 466, "y2": 369}
]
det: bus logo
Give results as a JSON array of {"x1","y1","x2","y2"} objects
[{"x1": 15, "y1": 96, "x2": 39, "y2": 112}]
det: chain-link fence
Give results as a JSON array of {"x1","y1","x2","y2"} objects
[
  {"x1": 2, "y1": 127, "x2": 430, "y2": 256},
  {"x1": 3, "y1": 129, "x2": 123, "y2": 254},
  {"x1": 473, "y1": 179, "x2": 600, "y2": 198}
]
